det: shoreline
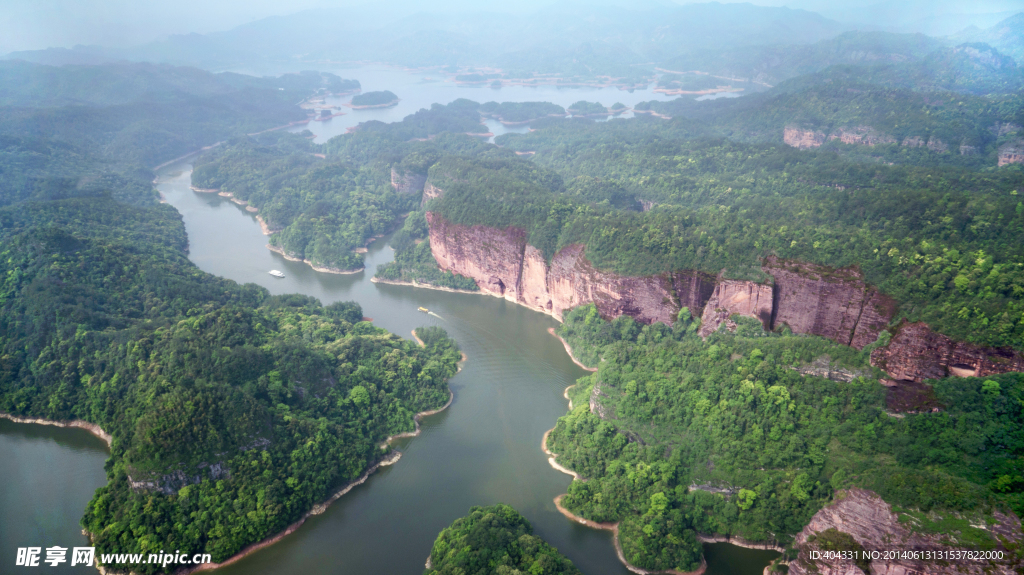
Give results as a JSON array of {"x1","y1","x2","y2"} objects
[
  {"x1": 265, "y1": 244, "x2": 365, "y2": 275},
  {"x1": 0, "y1": 413, "x2": 112, "y2": 448},
  {"x1": 547, "y1": 328, "x2": 597, "y2": 372},
  {"x1": 370, "y1": 277, "x2": 482, "y2": 296},
  {"x1": 179, "y1": 367, "x2": 461, "y2": 573},
  {"x1": 542, "y1": 427, "x2": 581, "y2": 481},
  {"x1": 694, "y1": 534, "x2": 784, "y2": 553},
  {"x1": 372, "y1": 276, "x2": 570, "y2": 325},
  {"x1": 183, "y1": 451, "x2": 404, "y2": 574},
  {"x1": 344, "y1": 99, "x2": 400, "y2": 109},
  {"x1": 553, "y1": 495, "x2": 706, "y2": 575},
  {"x1": 564, "y1": 384, "x2": 576, "y2": 410}
]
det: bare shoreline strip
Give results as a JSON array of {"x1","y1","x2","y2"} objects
[
  {"x1": 371, "y1": 277, "x2": 481, "y2": 295},
  {"x1": 0, "y1": 413, "x2": 112, "y2": 448},
  {"x1": 265, "y1": 244, "x2": 365, "y2": 275},
  {"x1": 185, "y1": 451, "x2": 403, "y2": 574},
  {"x1": 370, "y1": 277, "x2": 568, "y2": 326},
  {"x1": 185, "y1": 361, "x2": 461, "y2": 573},
  {"x1": 547, "y1": 328, "x2": 598, "y2": 372},
  {"x1": 542, "y1": 427, "x2": 581, "y2": 481}
]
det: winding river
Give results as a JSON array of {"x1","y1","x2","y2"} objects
[{"x1": 1, "y1": 67, "x2": 778, "y2": 574}]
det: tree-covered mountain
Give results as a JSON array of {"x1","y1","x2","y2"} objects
[{"x1": 0, "y1": 61, "x2": 356, "y2": 167}]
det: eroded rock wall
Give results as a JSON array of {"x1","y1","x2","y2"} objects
[
  {"x1": 390, "y1": 168, "x2": 427, "y2": 194},
  {"x1": 423, "y1": 213, "x2": 1024, "y2": 379},
  {"x1": 699, "y1": 279, "x2": 774, "y2": 337},
  {"x1": 870, "y1": 322, "x2": 1024, "y2": 382},
  {"x1": 765, "y1": 257, "x2": 897, "y2": 349},
  {"x1": 789, "y1": 489, "x2": 1021, "y2": 575},
  {"x1": 784, "y1": 127, "x2": 826, "y2": 149},
  {"x1": 426, "y1": 214, "x2": 676, "y2": 323}
]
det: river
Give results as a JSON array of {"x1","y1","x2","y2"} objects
[{"x1": 1, "y1": 65, "x2": 779, "y2": 574}]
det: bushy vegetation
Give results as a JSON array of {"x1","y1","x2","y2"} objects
[
  {"x1": 192, "y1": 133, "x2": 414, "y2": 271},
  {"x1": 547, "y1": 305, "x2": 1023, "y2": 571},
  {"x1": 426, "y1": 505, "x2": 581, "y2": 575},
  {"x1": 351, "y1": 90, "x2": 399, "y2": 106},
  {"x1": 480, "y1": 101, "x2": 565, "y2": 123},
  {"x1": 567, "y1": 101, "x2": 608, "y2": 116}
]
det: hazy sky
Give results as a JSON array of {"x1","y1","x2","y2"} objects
[{"x1": 1, "y1": 0, "x2": 1021, "y2": 54}]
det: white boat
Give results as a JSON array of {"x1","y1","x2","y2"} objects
[{"x1": 268, "y1": 270, "x2": 285, "y2": 278}]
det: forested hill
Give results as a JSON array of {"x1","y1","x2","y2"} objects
[
  {"x1": 426, "y1": 505, "x2": 581, "y2": 575},
  {"x1": 0, "y1": 61, "x2": 355, "y2": 167}
]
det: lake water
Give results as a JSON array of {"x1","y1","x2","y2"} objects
[
  {"x1": 259, "y1": 64, "x2": 727, "y2": 144},
  {"x1": 1, "y1": 65, "x2": 777, "y2": 574},
  {"x1": 0, "y1": 419, "x2": 109, "y2": 574}
]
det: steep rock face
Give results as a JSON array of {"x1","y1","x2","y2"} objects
[
  {"x1": 829, "y1": 126, "x2": 897, "y2": 146},
  {"x1": 390, "y1": 168, "x2": 427, "y2": 194},
  {"x1": 997, "y1": 141, "x2": 1024, "y2": 167},
  {"x1": 699, "y1": 279, "x2": 773, "y2": 337},
  {"x1": 765, "y1": 257, "x2": 897, "y2": 349},
  {"x1": 426, "y1": 214, "x2": 676, "y2": 323},
  {"x1": 789, "y1": 489, "x2": 1021, "y2": 575},
  {"x1": 547, "y1": 244, "x2": 678, "y2": 324},
  {"x1": 426, "y1": 212, "x2": 527, "y2": 300},
  {"x1": 870, "y1": 322, "x2": 1024, "y2": 382},
  {"x1": 672, "y1": 270, "x2": 717, "y2": 317},
  {"x1": 421, "y1": 181, "x2": 444, "y2": 206},
  {"x1": 784, "y1": 127, "x2": 826, "y2": 149},
  {"x1": 423, "y1": 213, "x2": 1024, "y2": 379}
]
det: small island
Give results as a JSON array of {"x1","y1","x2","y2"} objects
[
  {"x1": 425, "y1": 505, "x2": 581, "y2": 574},
  {"x1": 348, "y1": 90, "x2": 400, "y2": 109},
  {"x1": 567, "y1": 100, "x2": 611, "y2": 117}
]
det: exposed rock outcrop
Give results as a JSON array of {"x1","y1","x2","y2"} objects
[
  {"x1": 829, "y1": 126, "x2": 896, "y2": 146},
  {"x1": 390, "y1": 168, "x2": 427, "y2": 194},
  {"x1": 870, "y1": 322, "x2": 1024, "y2": 382},
  {"x1": 785, "y1": 126, "x2": 898, "y2": 149},
  {"x1": 784, "y1": 127, "x2": 826, "y2": 149},
  {"x1": 129, "y1": 462, "x2": 229, "y2": 495},
  {"x1": 423, "y1": 209, "x2": 1024, "y2": 380},
  {"x1": 765, "y1": 257, "x2": 896, "y2": 349},
  {"x1": 421, "y1": 181, "x2": 444, "y2": 206},
  {"x1": 789, "y1": 489, "x2": 1022, "y2": 575},
  {"x1": 698, "y1": 278, "x2": 773, "y2": 337},
  {"x1": 998, "y1": 141, "x2": 1024, "y2": 167},
  {"x1": 427, "y1": 213, "x2": 678, "y2": 324}
]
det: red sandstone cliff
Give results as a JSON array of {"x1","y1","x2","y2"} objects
[
  {"x1": 785, "y1": 126, "x2": 900, "y2": 150},
  {"x1": 788, "y1": 489, "x2": 1021, "y2": 575},
  {"x1": 870, "y1": 322, "x2": 1024, "y2": 382},
  {"x1": 784, "y1": 127, "x2": 826, "y2": 149},
  {"x1": 764, "y1": 257, "x2": 897, "y2": 349},
  {"x1": 422, "y1": 208, "x2": 1024, "y2": 380},
  {"x1": 427, "y1": 213, "x2": 678, "y2": 324},
  {"x1": 997, "y1": 141, "x2": 1024, "y2": 167},
  {"x1": 698, "y1": 279, "x2": 773, "y2": 337}
]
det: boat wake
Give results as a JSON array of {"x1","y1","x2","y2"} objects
[{"x1": 427, "y1": 311, "x2": 444, "y2": 320}]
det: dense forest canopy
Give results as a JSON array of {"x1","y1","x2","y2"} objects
[
  {"x1": 426, "y1": 505, "x2": 581, "y2": 575},
  {"x1": 0, "y1": 64, "x2": 460, "y2": 574},
  {"x1": 548, "y1": 306, "x2": 1023, "y2": 572},
  {"x1": 351, "y1": 90, "x2": 399, "y2": 106}
]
